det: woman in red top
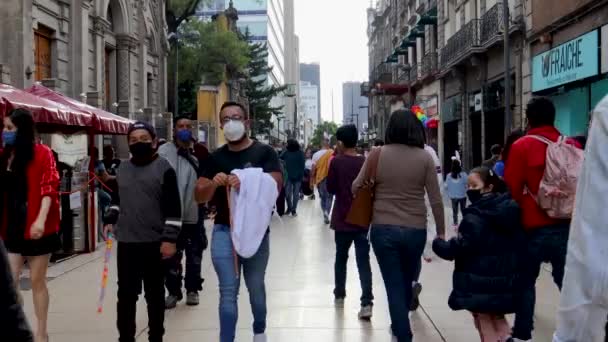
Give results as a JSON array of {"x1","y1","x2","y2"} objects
[{"x1": 1, "y1": 108, "x2": 60, "y2": 342}]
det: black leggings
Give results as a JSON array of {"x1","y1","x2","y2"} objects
[{"x1": 450, "y1": 198, "x2": 467, "y2": 225}]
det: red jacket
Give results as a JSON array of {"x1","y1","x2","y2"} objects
[
  {"x1": 504, "y1": 126, "x2": 580, "y2": 230},
  {"x1": 1, "y1": 144, "x2": 60, "y2": 240}
]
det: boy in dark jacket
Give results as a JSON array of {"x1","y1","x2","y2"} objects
[
  {"x1": 433, "y1": 167, "x2": 524, "y2": 342},
  {"x1": 103, "y1": 122, "x2": 182, "y2": 342}
]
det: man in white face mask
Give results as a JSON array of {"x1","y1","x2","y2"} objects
[{"x1": 194, "y1": 102, "x2": 283, "y2": 342}]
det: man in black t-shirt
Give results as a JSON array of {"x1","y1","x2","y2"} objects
[{"x1": 195, "y1": 101, "x2": 282, "y2": 342}]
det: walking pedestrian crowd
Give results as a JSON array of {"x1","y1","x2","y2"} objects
[{"x1": 1, "y1": 95, "x2": 608, "y2": 342}]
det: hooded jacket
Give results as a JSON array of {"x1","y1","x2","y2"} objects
[
  {"x1": 158, "y1": 142, "x2": 199, "y2": 224},
  {"x1": 433, "y1": 192, "x2": 525, "y2": 314}
]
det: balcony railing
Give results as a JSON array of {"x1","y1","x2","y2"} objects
[
  {"x1": 410, "y1": 63, "x2": 420, "y2": 82},
  {"x1": 421, "y1": 52, "x2": 438, "y2": 78},
  {"x1": 372, "y1": 62, "x2": 393, "y2": 83},
  {"x1": 397, "y1": 66, "x2": 411, "y2": 84},
  {"x1": 480, "y1": 3, "x2": 505, "y2": 45},
  {"x1": 439, "y1": 19, "x2": 481, "y2": 68}
]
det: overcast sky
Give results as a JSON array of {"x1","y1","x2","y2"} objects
[{"x1": 295, "y1": 0, "x2": 370, "y2": 123}]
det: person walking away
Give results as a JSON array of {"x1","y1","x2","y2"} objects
[
  {"x1": 0, "y1": 237, "x2": 34, "y2": 342},
  {"x1": 158, "y1": 116, "x2": 205, "y2": 308},
  {"x1": 353, "y1": 110, "x2": 445, "y2": 342},
  {"x1": 0, "y1": 109, "x2": 61, "y2": 342},
  {"x1": 102, "y1": 145, "x2": 121, "y2": 176},
  {"x1": 281, "y1": 139, "x2": 305, "y2": 216},
  {"x1": 445, "y1": 159, "x2": 468, "y2": 229},
  {"x1": 553, "y1": 95, "x2": 608, "y2": 342},
  {"x1": 326, "y1": 124, "x2": 373, "y2": 319},
  {"x1": 311, "y1": 139, "x2": 334, "y2": 224},
  {"x1": 302, "y1": 149, "x2": 315, "y2": 200},
  {"x1": 482, "y1": 144, "x2": 502, "y2": 169},
  {"x1": 194, "y1": 102, "x2": 282, "y2": 342},
  {"x1": 103, "y1": 122, "x2": 182, "y2": 342},
  {"x1": 505, "y1": 97, "x2": 583, "y2": 341},
  {"x1": 494, "y1": 130, "x2": 525, "y2": 178},
  {"x1": 433, "y1": 167, "x2": 524, "y2": 341}
]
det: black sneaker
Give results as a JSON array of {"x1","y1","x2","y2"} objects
[
  {"x1": 186, "y1": 292, "x2": 199, "y2": 306},
  {"x1": 410, "y1": 282, "x2": 422, "y2": 311},
  {"x1": 165, "y1": 294, "x2": 181, "y2": 309}
]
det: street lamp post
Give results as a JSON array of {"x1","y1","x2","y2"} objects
[
  {"x1": 168, "y1": 31, "x2": 200, "y2": 118},
  {"x1": 276, "y1": 115, "x2": 285, "y2": 143}
]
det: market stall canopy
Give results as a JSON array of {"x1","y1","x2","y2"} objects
[
  {"x1": 0, "y1": 84, "x2": 94, "y2": 128},
  {"x1": 26, "y1": 84, "x2": 132, "y2": 134}
]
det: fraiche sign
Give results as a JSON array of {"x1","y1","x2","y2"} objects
[{"x1": 532, "y1": 30, "x2": 599, "y2": 92}]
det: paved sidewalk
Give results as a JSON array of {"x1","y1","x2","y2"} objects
[{"x1": 20, "y1": 199, "x2": 560, "y2": 341}]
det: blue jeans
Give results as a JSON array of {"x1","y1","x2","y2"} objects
[
  {"x1": 317, "y1": 179, "x2": 333, "y2": 215},
  {"x1": 211, "y1": 225, "x2": 270, "y2": 342},
  {"x1": 512, "y1": 223, "x2": 569, "y2": 340},
  {"x1": 370, "y1": 225, "x2": 426, "y2": 342},
  {"x1": 285, "y1": 180, "x2": 302, "y2": 214},
  {"x1": 334, "y1": 231, "x2": 373, "y2": 306}
]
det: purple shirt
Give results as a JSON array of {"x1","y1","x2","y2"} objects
[{"x1": 326, "y1": 154, "x2": 368, "y2": 232}]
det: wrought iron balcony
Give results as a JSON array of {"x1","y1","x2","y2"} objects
[
  {"x1": 361, "y1": 82, "x2": 371, "y2": 96},
  {"x1": 410, "y1": 63, "x2": 420, "y2": 82},
  {"x1": 439, "y1": 19, "x2": 481, "y2": 69},
  {"x1": 480, "y1": 3, "x2": 505, "y2": 45},
  {"x1": 421, "y1": 52, "x2": 438, "y2": 78},
  {"x1": 397, "y1": 66, "x2": 411, "y2": 84},
  {"x1": 372, "y1": 62, "x2": 393, "y2": 84}
]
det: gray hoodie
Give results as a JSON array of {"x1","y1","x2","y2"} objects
[{"x1": 158, "y1": 142, "x2": 199, "y2": 224}]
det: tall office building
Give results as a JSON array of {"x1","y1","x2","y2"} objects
[
  {"x1": 199, "y1": 0, "x2": 299, "y2": 139},
  {"x1": 300, "y1": 63, "x2": 321, "y2": 123},
  {"x1": 342, "y1": 82, "x2": 368, "y2": 138}
]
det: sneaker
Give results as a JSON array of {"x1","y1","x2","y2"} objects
[
  {"x1": 292, "y1": 211, "x2": 298, "y2": 217},
  {"x1": 186, "y1": 292, "x2": 199, "y2": 306},
  {"x1": 165, "y1": 294, "x2": 180, "y2": 309},
  {"x1": 253, "y1": 334, "x2": 268, "y2": 342},
  {"x1": 511, "y1": 339, "x2": 531, "y2": 342},
  {"x1": 358, "y1": 305, "x2": 373, "y2": 320},
  {"x1": 334, "y1": 297, "x2": 345, "y2": 307},
  {"x1": 410, "y1": 282, "x2": 422, "y2": 311},
  {"x1": 323, "y1": 213, "x2": 330, "y2": 224}
]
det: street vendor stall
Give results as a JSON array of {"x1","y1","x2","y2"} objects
[{"x1": 0, "y1": 83, "x2": 132, "y2": 254}]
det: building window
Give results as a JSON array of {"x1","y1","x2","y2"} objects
[{"x1": 34, "y1": 26, "x2": 53, "y2": 81}]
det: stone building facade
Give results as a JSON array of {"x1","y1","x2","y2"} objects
[{"x1": 0, "y1": 0, "x2": 169, "y2": 117}]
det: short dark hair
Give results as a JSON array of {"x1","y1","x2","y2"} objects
[
  {"x1": 385, "y1": 109, "x2": 425, "y2": 148},
  {"x1": 470, "y1": 166, "x2": 507, "y2": 193},
  {"x1": 336, "y1": 124, "x2": 358, "y2": 148},
  {"x1": 174, "y1": 115, "x2": 192, "y2": 126},
  {"x1": 286, "y1": 139, "x2": 300, "y2": 152},
  {"x1": 374, "y1": 139, "x2": 384, "y2": 147},
  {"x1": 220, "y1": 101, "x2": 248, "y2": 117},
  {"x1": 526, "y1": 97, "x2": 556, "y2": 128},
  {"x1": 490, "y1": 144, "x2": 502, "y2": 156}
]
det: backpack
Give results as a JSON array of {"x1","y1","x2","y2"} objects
[{"x1": 525, "y1": 135, "x2": 584, "y2": 219}]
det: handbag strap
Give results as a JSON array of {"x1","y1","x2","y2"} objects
[{"x1": 365, "y1": 147, "x2": 382, "y2": 183}]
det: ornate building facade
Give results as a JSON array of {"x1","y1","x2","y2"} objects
[{"x1": 0, "y1": 0, "x2": 169, "y2": 117}]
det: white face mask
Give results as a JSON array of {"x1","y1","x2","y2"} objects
[{"x1": 223, "y1": 120, "x2": 246, "y2": 142}]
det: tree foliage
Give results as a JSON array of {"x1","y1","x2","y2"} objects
[
  {"x1": 241, "y1": 30, "x2": 288, "y2": 136},
  {"x1": 310, "y1": 121, "x2": 339, "y2": 148},
  {"x1": 174, "y1": 20, "x2": 250, "y2": 114},
  {"x1": 166, "y1": 0, "x2": 210, "y2": 35}
]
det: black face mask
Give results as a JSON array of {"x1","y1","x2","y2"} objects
[
  {"x1": 466, "y1": 189, "x2": 483, "y2": 203},
  {"x1": 129, "y1": 142, "x2": 154, "y2": 160}
]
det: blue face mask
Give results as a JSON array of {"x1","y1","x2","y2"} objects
[
  {"x1": 176, "y1": 129, "x2": 192, "y2": 143},
  {"x1": 2, "y1": 131, "x2": 16, "y2": 146}
]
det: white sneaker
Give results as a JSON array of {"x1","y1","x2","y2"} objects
[
  {"x1": 511, "y1": 339, "x2": 531, "y2": 342},
  {"x1": 253, "y1": 334, "x2": 267, "y2": 342},
  {"x1": 358, "y1": 305, "x2": 373, "y2": 319},
  {"x1": 334, "y1": 297, "x2": 345, "y2": 307}
]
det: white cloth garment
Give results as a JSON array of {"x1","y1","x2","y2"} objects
[
  {"x1": 229, "y1": 168, "x2": 279, "y2": 258},
  {"x1": 423, "y1": 144, "x2": 443, "y2": 260},
  {"x1": 553, "y1": 95, "x2": 608, "y2": 342}
]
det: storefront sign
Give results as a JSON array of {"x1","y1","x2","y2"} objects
[
  {"x1": 532, "y1": 30, "x2": 599, "y2": 92},
  {"x1": 602, "y1": 25, "x2": 608, "y2": 74}
]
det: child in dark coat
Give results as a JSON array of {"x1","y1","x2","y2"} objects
[{"x1": 433, "y1": 167, "x2": 524, "y2": 342}]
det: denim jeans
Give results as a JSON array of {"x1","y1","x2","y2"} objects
[
  {"x1": 211, "y1": 225, "x2": 270, "y2": 342},
  {"x1": 450, "y1": 198, "x2": 467, "y2": 225},
  {"x1": 370, "y1": 225, "x2": 426, "y2": 342},
  {"x1": 512, "y1": 223, "x2": 570, "y2": 340},
  {"x1": 334, "y1": 231, "x2": 374, "y2": 306},
  {"x1": 285, "y1": 180, "x2": 302, "y2": 214},
  {"x1": 165, "y1": 223, "x2": 206, "y2": 296},
  {"x1": 317, "y1": 179, "x2": 333, "y2": 215}
]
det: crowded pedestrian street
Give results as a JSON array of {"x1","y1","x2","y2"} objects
[{"x1": 19, "y1": 199, "x2": 560, "y2": 342}]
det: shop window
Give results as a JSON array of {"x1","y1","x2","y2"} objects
[{"x1": 34, "y1": 26, "x2": 53, "y2": 81}]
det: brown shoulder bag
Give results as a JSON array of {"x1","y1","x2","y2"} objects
[{"x1": 345, "y1": 147, "x2": 381, "y2": 228}]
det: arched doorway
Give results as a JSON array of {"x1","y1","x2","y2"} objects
[{"x1": 103, "y1": 0, "x2": 127, "y2": 112}]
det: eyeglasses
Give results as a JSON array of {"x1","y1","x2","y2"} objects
[{"x1": 221, "y1": 115, "x2": 244, "y2": 124}]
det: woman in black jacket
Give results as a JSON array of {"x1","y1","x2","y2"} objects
[{"x1": 433, "y1": 167, "x2": 524, "y2": 342}]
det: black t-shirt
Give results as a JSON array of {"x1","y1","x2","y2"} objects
[{"x1": 203, "y1": 141, "x2": 281, "y2": 226}]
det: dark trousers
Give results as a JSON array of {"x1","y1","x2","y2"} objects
[
  {"x1": 450, "y1": 198, "x2": 467, "y2": 225},
  {"x1": 333, "y1": 231, "x2": 374, "y2": 306},
  {"x1": 117, "y1": 242, "x2": 165, "y2": 342},
  {"x1": 285, "y1": 180, "x2": 302, "y2": 214},
  {"x1": 165, "y1": 223, "x2": 207, "y2": 297},
  {"x1": 512, "y1": 223, "x2": 570, "y2": 340},
  {"x1": 370, "y1": 225, "x2": 426, "y2": 342}
]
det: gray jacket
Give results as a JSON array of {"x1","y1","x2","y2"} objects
[{"x1": 158, "y1": 143, "x2": 199, "y2": 224}]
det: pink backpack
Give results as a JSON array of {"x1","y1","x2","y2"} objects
[{"x1": 526, "y1": 135, "x2": 584, "y2": 219}]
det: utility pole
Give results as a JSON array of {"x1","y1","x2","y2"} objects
[{"x1": 503, "y1": 0, "x2": 511, "y2": 135}]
